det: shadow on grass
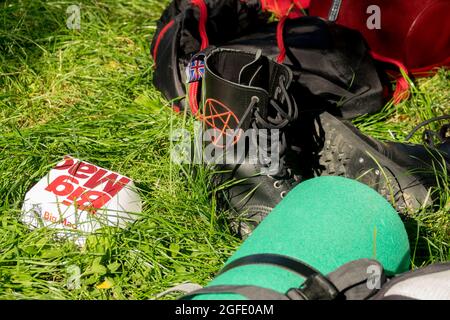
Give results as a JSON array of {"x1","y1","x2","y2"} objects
[{"x1": 404, "y1": 216, "x2": 444, "y2": 267}]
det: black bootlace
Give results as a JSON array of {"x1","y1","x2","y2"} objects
[
  {"x1": 231, "y1": 75, "x2": 300, "y2": 189},
  {"x1": 405, "y1": 115, "x2": 450, "y2": 147},
  {"x1": 254, "y1": 76, "x2": 299, "y2": 129}
]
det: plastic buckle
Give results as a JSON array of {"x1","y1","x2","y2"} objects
[{"x1": 287, "y1": 274, "x2": 340, "y2": 300}]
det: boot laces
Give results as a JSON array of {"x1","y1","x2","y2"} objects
[
  {"x1": 232, "y1": 75, "x2": 300, "y2": 189},
  {"x1": 405, "y1": 115, "x2": 450, "y2": 148}
]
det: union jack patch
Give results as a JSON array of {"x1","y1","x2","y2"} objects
[{"x1": 186, "y1": 59, "x2": 205, "y2": 83}]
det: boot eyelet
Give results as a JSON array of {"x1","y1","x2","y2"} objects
[
  {"x1": 280, "y1": 191, "x2": 287, "y2": 199},
  {"x1": 274, "y1": 181, "x2": 282, "y2": 189}
]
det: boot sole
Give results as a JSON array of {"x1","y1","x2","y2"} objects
[{"x1": 318, "y1": 112, "x2": 431, "y2": 213}]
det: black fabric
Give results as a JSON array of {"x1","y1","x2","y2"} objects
[
  {"x1": 222, "y1": 18, "x2": 384, "y2": 119},
  {"x1": 151, "y1": 1, "x2": 384, "y2": 119}
]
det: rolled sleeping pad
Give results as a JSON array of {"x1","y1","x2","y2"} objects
[{"x1": 192, "y1": 176, "x2": 411, "y2": 300}]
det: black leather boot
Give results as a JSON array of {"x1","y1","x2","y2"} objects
[
  {"x1": 306, "y1": 112, "x2": 449, "y2": 213},
  {"x1": 382, "y1": 115, "x2": 449, "y2": 191},
  {"x1": 201, "y1": 48, "x2": 301, "y2": 237}
]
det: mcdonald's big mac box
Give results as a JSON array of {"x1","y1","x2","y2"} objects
[{"x1": 21, "y1": 156, "x2": 142, "y2": 245}]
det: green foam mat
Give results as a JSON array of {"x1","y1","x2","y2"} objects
[{"x1": 192, "y1": 176, "x2": 410, "y2": 300}]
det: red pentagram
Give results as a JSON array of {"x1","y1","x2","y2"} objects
[{"x1": 200, "y1": 99, "x2": 240, "y2": 148}]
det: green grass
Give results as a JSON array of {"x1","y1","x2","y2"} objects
[{"x1": 0, "y1": 0, "x2": 449, "y2": 300}]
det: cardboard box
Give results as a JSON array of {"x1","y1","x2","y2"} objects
[{"x1": 21, "y1": 156, "x2": 142, "y2": 245}]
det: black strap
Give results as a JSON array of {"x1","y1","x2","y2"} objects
[
  {"x1": 181, "y1": 255, "x2": 385, "y2": 301},
  {"x1": 218, "y1": 254, "x2": 320, "y2": 279},
  {"x1": 327, "y1": 259, "x2": 386, "y2": 300},
  {"x1": 404, "y1": 114, "x2": 450, "y2": 142},
  {"x1": 184, "y1": 254, "x2": 339, "y2": 300}
]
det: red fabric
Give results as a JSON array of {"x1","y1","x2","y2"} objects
[
  {"x1": 393, "y1": 77, "x2": 410, "y2": 105},
  {"x1": 370, "y1": 51, "x2": 411, "y2": 104},
  {"x1": 308, "y1": 0, "x2": 450, "y2": 73},
  {"x1": 189, "y1": 81, "x2": 200, "y2": 115},
  {"x1": 409, "y1": 57, "x2": 450, "y2": 77},
  {"x1": 191, "y1": 0, "x2": 209, "y2": 50},
  {"x1": 261, "y1": 0, "x2": 310, "y2": 19},
  {"x1": 152, "y1": 20, "x2": 175, "y2": 65},
  {"x1": 276, "y1": 16, "x2": 288, "y2": 63},
  {"x1": 172, "y1": 104, "x2": 181, "y2": 113},
  {"x1": 370, "y1": 51, "x2": 409, "y2": 75},
  {"x1": 188, "y1": 0, "x2": 209, "y2": 114},
  {"x1": 261, "y1": 1, "x2": 312, "y2": 63}
]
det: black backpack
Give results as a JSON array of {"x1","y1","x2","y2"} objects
[
  {"x1": 150, "y1": 0, "x2": 266, "y2": 110},
  {"x1": 150, "y1": 0, "x2": 385, "y2": 119}
]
